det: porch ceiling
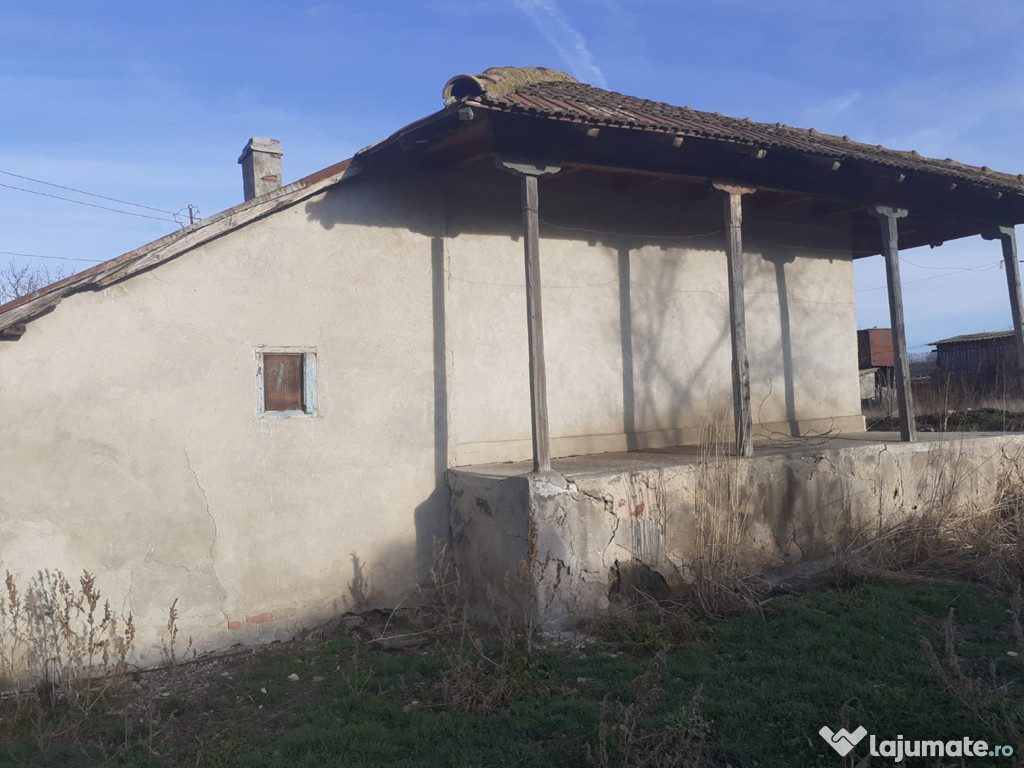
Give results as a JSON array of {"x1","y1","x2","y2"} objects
[{"x1": 359, "y1": 73, "x2": 1024, "y2": 258}]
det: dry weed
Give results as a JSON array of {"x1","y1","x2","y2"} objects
[
  {"x1": 921, "y1": 606, "x2": 1024, "y2": 748},
  {"x1": 688, "y1": 416, "x2": 765, "y2": 617},
  {"x1": 0, "y1": 569, "x2": 135, "y2": 703},
  {"x1": 160, "y1": 598, "x2": 194, "y2": 670},
  {"x1": 587, "y1": 649, "x2": 710, "y2": 768},
  {"x1": 834, "y1": 486, "x2": 1024, "y2": 590},
  {"x1": 413, "y1": 537, "x2": 464, "y2": 635},
  {"x1": 341, "y1": 635, "x2": 373, "y2": 694},
  {"x1": 587, "y1": 592, "x2": 696, "y2": 654},
  {"x1": 437, "y1": 555, "x2": 547, "y2": 712},
  {"x1": 0, "y1": 569, "x2": 144, "y2": 752}
]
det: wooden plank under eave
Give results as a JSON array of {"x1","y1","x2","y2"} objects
[
  {"x1": 872, "y1": 205, "x2": 915, "y2": 443},
  {"x1": 713, "y1": 183, "x2": 755, "y2": 457},
  {"x1": 498, "y1": 157, "x2": 560, "y2": 473},
  {"x1": 93, "y1": 166, "x2": 362, "y2": 289},
  {"x1": 984, "y1": 226, "x2": 1024, "y2": 373},
  {"x1": 1003, "y1": 230, "x2": 1024, "y2": 372},
  {"x1": 0, "y1": 323, "x2": 26, "y2": 337},
  {"x1": 522, "y1": 172, "x2": 551, "y2": 473}
]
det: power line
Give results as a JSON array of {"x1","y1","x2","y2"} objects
[
  {"x1": 899, "y1": 255, "x2": 1002, "y2": 271},
  {"x1": 0, "y1": 181, "x2": 179, "y2": 223},
  {"x1": 0, "y1": 169, "x2": 179, "y2": 216},
  {"x1": 0, "y1": 250, "x2": 104, "y2": 264},
  {"x1": 855, "y1": 261, "x2": 1003, "y2": 293}
]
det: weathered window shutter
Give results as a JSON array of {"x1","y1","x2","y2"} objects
[{"x1": 263, "y1": 353, "x2": 304, "y2": 412}]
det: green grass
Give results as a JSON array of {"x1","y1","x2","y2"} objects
[
  {"x1": 868, "y1": 406, "x2": 1024, "y2": 432},
  {"x1": 3, "y1": 578, "x2": 1023, "y2": 767}
]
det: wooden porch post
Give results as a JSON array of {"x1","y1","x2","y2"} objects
[
  {"x1": 499, "y1": 159, "x2": 560, "y2": 472},
  {"x1": 870, "y1": 205, "x2": 915, "y2": 442},
  {"x1": 713, "y1": 183, "x2": 756, "y2": 457},
  {"x1": 982, "y1": 225, "x2": 1024, "y2": 373}
]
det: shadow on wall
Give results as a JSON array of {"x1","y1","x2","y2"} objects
[
  {"x1": 300, "y1": 164, "x2": 848, "y2": 582},
  {"x1": 760, "y1": 247, "x2": 798, "y2": 434},
  {"x1": 299, "y1": 170, "x2": 454, "y2": 582},
  {"x1": 412, "y1": 236, "x2": 451, "y2": 573}
]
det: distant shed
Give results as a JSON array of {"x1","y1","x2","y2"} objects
[
  {"x1": 858, "y1": 328, "x2": 894, "y2": 369},
  {"x1": 933, "y1": 331, "x2": 1019, "y2": 390}
]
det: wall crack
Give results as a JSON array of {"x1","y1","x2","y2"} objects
[{"x1": 184, "y1": 448, "x2": 217, "y2": 563}]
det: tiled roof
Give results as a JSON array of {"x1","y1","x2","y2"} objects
[
  {"x1": 453, "y1": 69, "x2": 1024, "y2": 194},
  {"x1": 932, "y1": 330, "x2": 1015, "y2": 346}
]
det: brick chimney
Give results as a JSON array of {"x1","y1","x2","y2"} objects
[{"x1": 238, "y1": 138, "x2": 284, "y2": 201}]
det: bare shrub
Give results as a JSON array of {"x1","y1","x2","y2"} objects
[
  {"x1": 0, "y1": 259, "x2": 68, "y2": 303},
  {"x1": 348, "y1": 553, "x2": 373, "y2": 612},
  {"x1": 438, "y1": 630, "x2": 528, "y2": 711}
]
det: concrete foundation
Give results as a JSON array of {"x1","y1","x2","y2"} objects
[{"x1": 449, "y1": 432, "x2": 1024, "y2": 627}]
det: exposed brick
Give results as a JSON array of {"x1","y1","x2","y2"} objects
[
  {"x1": 246, "y1": 612, "x2": 273, "y2": 624},
  {"x1": 227, "y1": 620, "x2": 242, "y2": 630}
]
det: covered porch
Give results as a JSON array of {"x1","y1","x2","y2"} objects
[{"x1": 364, "y1": 67, "x2": 1024, "y2": 466}]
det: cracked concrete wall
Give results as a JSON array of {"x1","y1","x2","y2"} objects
[
  {"x1": 451, "y1": 435, "x2": 1024, "y2": 627},
  {"x1": 0, "y1": 169, "x2": 450, "y2": 668},
  {"x1": 444, "y1": 167, "x2": 864, "y2": 466}
]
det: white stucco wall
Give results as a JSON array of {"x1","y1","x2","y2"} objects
[
  {"x1": 0, "y1": 163, "x2": 863, "y2": 669},
  {"x1": 0, "y1": 171, "x2": 450, "y2": 667},
  {"x1": 444, "y1": 168, "x2": 863, "y2": 465}
]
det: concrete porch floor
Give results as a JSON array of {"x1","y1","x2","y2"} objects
[
  {"x1": 448, "y1": 431, "x2": 1024, "y2": 627},
  {"x1": 452, "y1": 431, "x2": 1013, "y2": 479}
]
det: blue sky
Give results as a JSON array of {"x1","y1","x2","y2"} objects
[{"x1": 3, "y1": 1, "x2": 1024, "y2": 350}]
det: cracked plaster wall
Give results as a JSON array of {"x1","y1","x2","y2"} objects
[
  {"x1": 451, "y1": 435, "x2": 1024, "y2": 627},
  {"x1": 0, "y1": 170, "x2": 447, "y2": 668}
]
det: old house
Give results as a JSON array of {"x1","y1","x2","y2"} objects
[{"x1": 4, "y1": 66, "x2": 1024, "y2": 661}]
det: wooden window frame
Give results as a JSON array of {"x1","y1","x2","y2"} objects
[{"x1": 255, "y1": 346, "x2": 317, "y2": 418}]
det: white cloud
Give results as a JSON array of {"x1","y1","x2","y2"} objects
[
  {"x1": 515, "y1": 0, "x2": 607, "y2": 87},
  {"x1": 302, "y1": 4, "x2": 334, "y2": 20}
]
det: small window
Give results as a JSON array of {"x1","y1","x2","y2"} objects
[{"x1": 256, "y1": 347, "x2": 316, "y2": 417}]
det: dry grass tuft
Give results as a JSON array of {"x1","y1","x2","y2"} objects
[
  {"x1": 920, "y1": 603, "x2": 1024, "y2": 748},
  {"x1": 687, "y1": 417, "x2": 766, "y2": 618},
  {"x1": 587, "y1": 649, "x2": 711, "y2": 768},
  {"x1": 587, "y1": 591, "x2": 697, "y2": 654},
  {"x1": 436, "y1": 553, "x2": 547, "y2": 712},
  {"x1": 834, "y1": 482, "x2": 1024, "y2": 590}
]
